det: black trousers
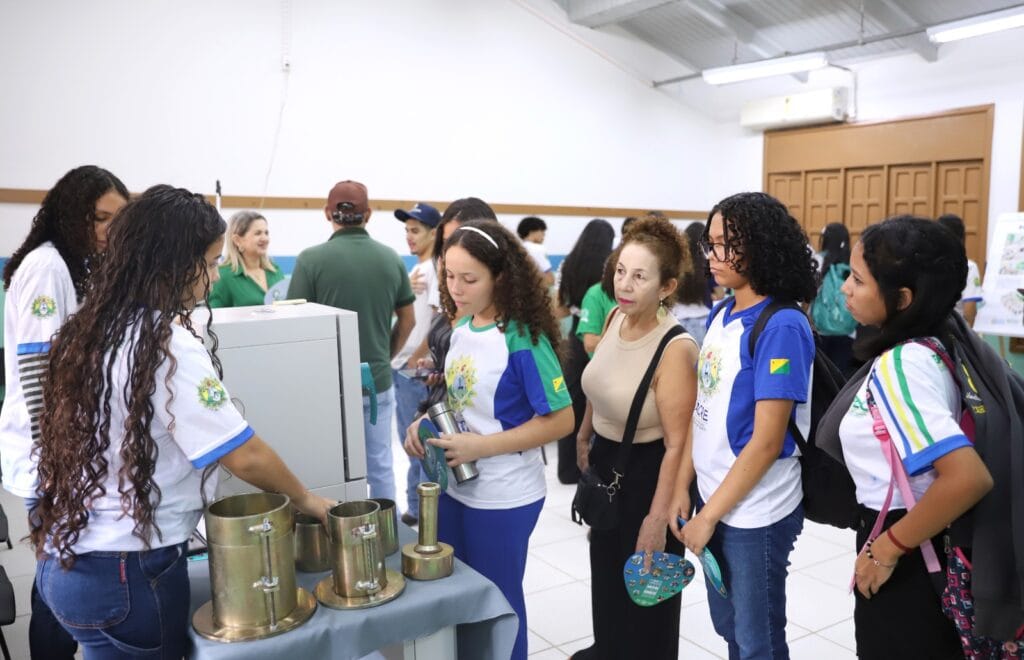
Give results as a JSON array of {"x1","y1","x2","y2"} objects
[
  {"x1": 853, "y1": 507, "x2": 961, "y2": 660},
  {"x1": 557, "y1": 328, "x2": 588, "y2": 485},
  {"x1": 583, "y1": 435, "x2": 682, "y2": 660}
]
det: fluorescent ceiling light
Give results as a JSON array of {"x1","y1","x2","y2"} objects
[
  {"x1": 927, "y1": 6, "x2": 1024, "y2": 44},
  {"x1": 702, "y1": 52, "x2": 829, "y2": 85}
]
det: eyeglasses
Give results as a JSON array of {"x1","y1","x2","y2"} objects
[{"x1": 700, "y1": 240, "x2": 730, "y2": 261}]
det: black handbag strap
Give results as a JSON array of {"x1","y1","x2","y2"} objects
[{"x1": 610, "y1": 324, "x2": 686, "y2": 483}]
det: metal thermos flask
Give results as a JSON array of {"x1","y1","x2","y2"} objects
[{"x1": 426, "y1": 401, "x2": 479, "y2": 484}]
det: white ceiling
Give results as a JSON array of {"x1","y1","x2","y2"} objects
[{"x1": 550, "y1": 0, "x2": 1024, "y2": 120}]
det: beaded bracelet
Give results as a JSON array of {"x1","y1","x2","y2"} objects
[{"x1": 865, "y1": 538, "x2": 898, "y2": 569}]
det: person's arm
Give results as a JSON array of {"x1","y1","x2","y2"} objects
[
  {"x1": 855, "y1": 447, "x2": 991, "y2": 598},
  {"x1": 541, "y1": 271, "x2": 556, "y2": 289},
  {"x1": 219, "y1": 435, "x2": 334, "y2": 523},
  {"x1": 405, "y1": 335, "x2": 431, "y2": 369},
  {"x1": 581, "y1": 333, "x2": 601, "y2": 355},
  {"x1": 668, "y1": 425, "x2": 697, "y2": 540},
  {"x1": 576, "y1": 400, "x2": 594, "y2": 471},
  {"x1": 635, "y1": 340, "x2": 698, "y2": 561},
  {"x1": 430, "y1": 406, "x2": 574, "y2": 464},
  {"x1": 390, "y1": 303, "x2": 415, "y2": 359}
]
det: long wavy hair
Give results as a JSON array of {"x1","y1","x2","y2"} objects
[
  {"x1": 854, "y1": 216, "x2": 966, "y2": 360},
  {"x1": 704, "y1": 192, "x2": 819, "y2": 303},
  {"x1": 558, "y1": 219, "x2": 615, "y2": 309},
  {"x1": 31, "y1": 185, "x2": 227, "y2": 565},
  {"x1": 439, "y1": 220, "x2": 562, "y2": 353},
  {"x1": 3, "y1": 165, "x2": 129, "y2": 297}
]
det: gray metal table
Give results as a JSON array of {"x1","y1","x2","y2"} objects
[{"x1": 187, "y1": 525, "x2": 517, "y2": 660}]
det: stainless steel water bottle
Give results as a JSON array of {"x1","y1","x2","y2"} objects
[{"x1": 426, "y1": 401, "x2": 479, "y2": 484}]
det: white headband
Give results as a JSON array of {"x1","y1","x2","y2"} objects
[{"x1": 454, "y1": 225, "x2": 499, "y2": 249}]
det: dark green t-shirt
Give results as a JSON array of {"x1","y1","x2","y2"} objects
[
  {"x1": 288, "y1": 227, "x2": 414, "y2": 391},
  {"x1": 208, "y1": 263, "x2": 285, "y2": 308}
]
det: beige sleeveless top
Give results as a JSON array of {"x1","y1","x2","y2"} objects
[{"x1": 581, "y1": 310, "x2": 694, "y2": 444}]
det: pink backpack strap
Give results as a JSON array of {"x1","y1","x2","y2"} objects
[{"x1": 864, "y1": 377, "x2": 942, "y2": 574}]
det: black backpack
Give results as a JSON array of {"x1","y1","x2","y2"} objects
[{"x1": 708, "y1": 299, "x2": 859, "y2": 529}]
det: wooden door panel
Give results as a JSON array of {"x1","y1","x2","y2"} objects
[
  {"x1": 888, "y1": 165, "x2": 932, "y2": 218},
  {"x1": 937, "y1": 160, "x2": 984, "y2": 265},
  {"x1": 768, "y1": 173, "x2": 804, "y2": 224},
  {"x1": 845, "y1": 168, "x2": 885, "y2": 244},
  {"x1": 804, "y1": 170, "x2": 843, "y2": 246}
]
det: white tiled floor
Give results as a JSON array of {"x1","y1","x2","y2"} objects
[{"x1": 0, "y1": 440, "x2": 861, "y2": 659}]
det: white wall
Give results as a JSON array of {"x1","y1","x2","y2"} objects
[
  {"x1": 702, "y1": 27, "x2": 1024, "y2": 259},
  {"x1": 0, "y1": 0, "x2": 721, "y2": 258}
]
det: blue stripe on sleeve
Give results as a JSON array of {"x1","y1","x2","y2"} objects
[
  {"x1": 191, "y1": 426, "x2": 255, "y2": 469},
  {"x1": 902, "y1": 434, "x2": 972, "y2": 476},
  {"x1": 17, "y1": 342, "x2": 51, "y2": 355}
]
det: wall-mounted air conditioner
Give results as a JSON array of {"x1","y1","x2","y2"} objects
[{"x1": 740, "y1": 87, "x2": 850, "y2": 131}]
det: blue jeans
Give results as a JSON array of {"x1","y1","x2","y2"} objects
[
  {"x1": 392, "y1": 369, "x2": 428, "y2": 517},
  {"x1": 364, "y1": 386, "x2": 396, "y2": 501},
  {"x1": 36, "y1": 541, "x2": 190, "y2": 659},
  {"x1": 703, "y1": 503, "x2": 803, "y2": 660}
]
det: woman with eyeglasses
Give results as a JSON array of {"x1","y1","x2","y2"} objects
[{"x1": 670, "y1": 192, "x2": 818, "y2": 659}]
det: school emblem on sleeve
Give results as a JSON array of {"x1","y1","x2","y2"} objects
[
  {"x1": 198, "y1": 377, "x2": 228, "y2": 410},
  {"x1": 446, "y1": 355, "x2": 478, "y2": 413},
  {"x1": 552, "y1": 376, "x2": 566, "y2": 393},
  {"x1": 769, "y1": 358, "x2": 791, "y2": 375},
  {"x1": 698, "y1": 347, "x2": 722, "y2": 395},
  {"x1": 31, "y1": 295, "x2": 57, "y2": 319}
]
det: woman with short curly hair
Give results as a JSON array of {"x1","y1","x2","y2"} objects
[
  {"x1": 403, "y1": 220, "x2": 573, "y2": 660},
  {"x1": 671, "y1": 192, "x2": 818, "y2": 659},
  {"x1": 574, "y1": 216, "x2": 700, "y2": 660}
]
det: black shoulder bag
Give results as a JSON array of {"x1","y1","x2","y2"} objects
[{"x1": 571, "y1": 325, "x2": 684, "y2": 530}]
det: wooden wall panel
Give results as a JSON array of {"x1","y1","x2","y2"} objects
[
  {"x1": 845, "y1": 167, "x2": 885, "y2": 245},
  {"x1": 888, "y1": 165, "x2": 933, "y2": 218},
  {"x1": 767, "y1": 173, "x2": 804, "y2": 223},
  {"x1": 937, "y1": 160, "x2": 984, "y2": 264},
  {"x1": 804, "y1": 170, "x2": 843, "y2": 245},
  {"x1": 764, "y1": 105, "x2": 992, "y2": 264}
]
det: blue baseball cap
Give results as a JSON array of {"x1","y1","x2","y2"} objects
[{"x1": 394, "y1": 202, "x2": 441, "y2": 228}]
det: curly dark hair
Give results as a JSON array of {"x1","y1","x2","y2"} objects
[
  {"x1": 31, "y1": 185, "x2": 227, "y2": 565},
  {"x1": 618, "y1": 216, "x2": 693, "y2": 307},
  {"x1": 854, "y1": 215, "x2": 966, "y2": 360},
  {"x1": 433, "y1": 197, "x2": 497, "y2": 264},
  {"x1": 558, "y1": 219, "x2": 615, "y2": 309},
  {"x1": 704, "y1": 192, "x2": 818, "y2": 303},
  {"x1": 439, "y1": 220, "x2": 562, "y2": 353},
  {"x1": 3, "y1": 165, "x2": 129, "y2": 298}
]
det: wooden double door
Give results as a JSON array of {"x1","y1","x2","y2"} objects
[
  {"x1": 763, "y1": 105, "x2": 993, "y2": 266},
  {"x1": 768, "y1": 160, "x2": 985, "y2": 261}
]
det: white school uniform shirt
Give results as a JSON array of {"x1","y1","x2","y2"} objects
[
  {"x1": 522, "y1": 241, "x2": 552, "y2": 274},
  {"x1": 443, "y1": 318, "x2": 570, "y2": 510},
  {"x1": 67, "y1": 322, "x2": 254, "y2": 553},
  {"x1": 0, "y1": 243, "x2": 79, "y2": 498},
  {"x1": 391, "y1": 260, "x2": 437, "y2": 368},
  {"x1": 838, "y1": 341, "x2": 969, "y2": 510},
  {"x1": 691, "y1": 298, "x2": 814, "y2": 528}
]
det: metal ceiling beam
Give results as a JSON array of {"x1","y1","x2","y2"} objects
[
  {"x1": 861, "y1": 0, "x2": 938, "y2": 62},
  {"x1": 685, "y1": 0, "x2": 785, "y2": 59},
  {"x1": 566, "y1": 0, "x2": 678, "y2": 28}
]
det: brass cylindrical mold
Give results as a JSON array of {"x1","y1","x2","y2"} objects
[{"x1": 401, "y1": 482, "x2": 454, "y2": 581}]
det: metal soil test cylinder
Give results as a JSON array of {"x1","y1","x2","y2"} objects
[{"x1": 192, "y1": 493, "x2": 317, "y2": 642}]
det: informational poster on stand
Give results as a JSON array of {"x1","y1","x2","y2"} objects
[{"x1": 974, "y1": 212, "x2": 1024, "y2": 338}]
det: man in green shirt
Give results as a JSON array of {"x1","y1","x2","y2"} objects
[{"x1": 288, "y1": 180, "x2": 415, "y2": 500}]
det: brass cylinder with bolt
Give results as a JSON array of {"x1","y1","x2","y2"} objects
[
  {"x1": 401, "y1": 482, "x2": 454, "y2": 580},
  {"x1": 192, "y1": 492, "x2": 317, "y2": 642}
]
